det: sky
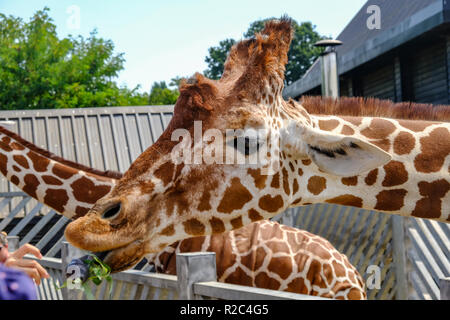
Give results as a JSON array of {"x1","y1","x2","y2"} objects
[{"x1": 0, "y1": 0, "x2": 367, "y2": 93}]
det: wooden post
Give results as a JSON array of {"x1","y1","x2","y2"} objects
[
  {"x1": 176, "y1": 252, "x2": 217, "y2": 300},
  {"x1": 440, "y1": 278, "x2": 450, "y2": 300},
  {"x1": 61, "y1": 241, "x2": 87, "y2": 300},
  {"x1": 6, "y1": 236, "x2": 19, "y2": 252},
  {"x1": 391, "y1": 215, "x2": 409, "y2": 300}
]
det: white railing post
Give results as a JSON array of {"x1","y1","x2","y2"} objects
[
  {"x1": 176, "y1": 252, "x2": 217, "y2": 300},
  {"x1": 6, "y1": 236, "x2": 20, "y2": 252},
  {"x1": 440, "y1": 278, "x2": 450, "y2": 300},
  {"x1": 61, "y1": 241, "x2": 87, "y2": 300},
  {"x1": 391, "y1": 216, "x2": 409, "y2": 300}
]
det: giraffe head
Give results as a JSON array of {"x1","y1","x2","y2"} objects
[{"x1": 64, "y1": 18, "x2": 391, "y2": 272}]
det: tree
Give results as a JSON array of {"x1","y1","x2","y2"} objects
[
  {"x1": 148, "y1": 81, "x2": 179, "y2": 105},
  {"x1": 0, "y1": 8, "x2": 149, "y2": 110},
  {"x1": 203, "y1": 17, "x2": 326, "y2": 85},
  {"x1": 204, "y1": 39, "x2": 236, "y2": 80}
]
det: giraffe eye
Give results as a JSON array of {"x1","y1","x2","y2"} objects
[
  {"x1": 102, "y1": 203, "x2": 121, "y2": 220},
  {"x1": 233, "y1": 137, "x2": 260, "y2": 156}
]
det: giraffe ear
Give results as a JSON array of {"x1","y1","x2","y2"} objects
[
  {"x1": 281, "y1": 123, "x2": 391, "y2": 176},
  {"x1": 302, "y1": 128, "x2": 392, "y2": 176}
]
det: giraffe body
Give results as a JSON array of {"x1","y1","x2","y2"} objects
[{"x1": 150, "y1": 220, "x2": 365, "y2": 299}]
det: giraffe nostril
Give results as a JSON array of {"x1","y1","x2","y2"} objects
[{"x1": 102, "y1": 203, "x2": 121, "y2": 220}]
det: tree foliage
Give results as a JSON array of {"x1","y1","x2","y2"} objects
[
  {"x1": 0, "y1": 8, "x2": 149, "y2": 110},
  {"x1": 204, "y1": 17, "x2": 326, "y2": 84},
  {"x1": 148, "y1": 81, "x2": 179, "y2": 105},
  {"x1": 204, "y1": 39, "x2": 236, "y2": 80}
]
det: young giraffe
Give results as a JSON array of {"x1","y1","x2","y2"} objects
[
  {"x1": 63, "y1": 18, "x2": 450, "y2": 273},
  {"x1": 0, "y1": 125, "x2": 365, "y2": 299}
]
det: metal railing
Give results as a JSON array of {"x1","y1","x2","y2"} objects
[{"x1": 21, "y1": 241, "x2": 327, "y2": 300}]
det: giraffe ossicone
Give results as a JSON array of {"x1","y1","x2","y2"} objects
[{"x1": 60, "y1": 18, "x2": 449, "y2": 272}]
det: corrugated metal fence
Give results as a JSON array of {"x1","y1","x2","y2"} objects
[{"x1": 0, "y1": 105, "x2": 448, "y2": 300}]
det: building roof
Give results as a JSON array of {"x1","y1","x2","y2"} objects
[{"x1": 283, "y1": 0, "x2": 449, "y2": 99}]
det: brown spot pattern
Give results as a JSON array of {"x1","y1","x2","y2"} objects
[
  {"x1": 75, "y1": 206, "x2": 90, "y2": 218},
  {"x1": 414, "y1": 127, "x2": 450, "y2": 173},
  {"x1": 307, "y1": 176, "x2": 326, "y2": 195},
  {"x1": 10, "y1": 142, "x2": 25, "y2": 151},
  {"x1": 11, "y1": 175, "x2": 19, "y2": 185},
  {"x1": 217, "y1": 178, "x2": 252, "y2": 214},
  {"x1": 398, "y1": 120, "x2": 432, "y2": 132},
  {"x1": 255, "y1": 272, "x2": 280, "y2": 290},
  {"x1": 44, "y1": 189, "x2": 69, "y2": 212},
  {"x1": 154, "y1": 161, "x2": 175, "y2": 186},
  {"x1": 382, "y1": 161, "x2": 408, "y2": 187},
  {"x1": 393, "y1": 131, "x2": 415, "y2": 155},
  {"x1": 0, "y1": 154, "x2": 7, "y2": 176},
  {"x1": 412, "y1": 179, "x2": 450, "y2": 219},
  {"x1": 248, "y1": 209, "x2": 263, "y2": 222},
  {"x1": 318, "y1": 119, "x2": 340, "y2": 131},
  {"x1": 197, "y1": 189, "x2": 212, "y2": 211},
  {"x1": 361, "y1": 119, "x2": 396, "y2": 140},
  {"x1": 267, "y1": 256, "x2": 292, "y2": 280},
  {"x1": 326, "y1": 195, "x2": 363, "y2": 208},
  {"x1": 13, "y1": 155, "x2": 29, "y2": 169},
  {"x1": 183, "y1": 218, "x2": 205, "y2": 236},
  {"x1": 42, "y1": 175, "x2": 63, "y2": 186},
  {"x1": 341, "y1": 125, "x2": 355, "y2": 136},
  {"x1": 365, "y1": 169, "x2": 378, "y2": 186},
  {"x1": 341, "y1": 176, "x2": 358, "y2": 186},
  {"x1": 375, "y1": 189, "x2": 407, "y2": 211},
  {"x1": 247, "y1": 168, "x2": 267, "y2": 190},
  {"x1": 282, "y1": 167, "x2": 290, "y2": 195},
  {"x1": 52, "y1": 163, "x2": 76, "y2": 179},
  {"x1": 23, "y1": 174, "x2": 39, "y2": 198},
  {"x1": 230, "y1": 216, "x2": 243, "y2": 229},
  {"x1": 160, "y1": 224, "x2": 175, "y2": 237},
  {"x1": 71, "y1": 177, "x2": 111, "y2": 204},
  {"x1": 209, "y1": 217, "x2": 225, "y2": 234},
  {"x1": 270, "y1": 172, "x2": 280, "y2": 188},
  {"x1": 258, "y1": 194, "x2": 284, "y2": 213},
  {"x1": 27, "y1": 151, "x2": 50, "y2": 172}
]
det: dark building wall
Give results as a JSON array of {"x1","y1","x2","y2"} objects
[{"x1": 333, "y1": 34, "x2": 450, "y2": 105}]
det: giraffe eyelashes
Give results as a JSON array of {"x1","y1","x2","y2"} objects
[
  {"x1": 308, "y1": 145, "x2": 348, "y2": 158},
  {"x1": 102, "y1": 203, "x2": 122, "y2": 220}
]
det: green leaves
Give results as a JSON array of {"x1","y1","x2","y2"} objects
[
  {"x1": 56, "y1": 254, "x2": 113, "y2": 300},
  {"x1": 83, "y1": 254, "x2": 112, "y2": 287},
  {"x1": 0, "y1": 8, "x2": 149, "y2": 110},
  {"x1": 148, "y1": 81, "x2": 180, "y2": 105}
]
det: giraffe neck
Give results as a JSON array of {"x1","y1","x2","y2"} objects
[
  {"x1": 288, "y1": 114, "x2": 450, "y2": 222},
  {"x1": 0, "y1": 126, "x2": 118, "y2": 219}
]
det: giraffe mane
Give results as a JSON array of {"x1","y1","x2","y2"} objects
[
  {"x1": 0, "y1": 125, "x2": 123, "y2": 180},
  {"x1": 300, "y1": 96, "x2": 450, "y2": 122}
]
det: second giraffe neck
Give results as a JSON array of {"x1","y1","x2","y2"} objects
[{"x1": 0, "y1": 126, "x2": 117, "y2": 219}]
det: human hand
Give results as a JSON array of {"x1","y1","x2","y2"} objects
[{"x1": 3, "y1": 244, "x2": 50, "y2": 285}]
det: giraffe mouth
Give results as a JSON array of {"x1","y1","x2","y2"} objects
[{"x1": 94, "y1": 239, "x2": 148, "y2": 273}]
